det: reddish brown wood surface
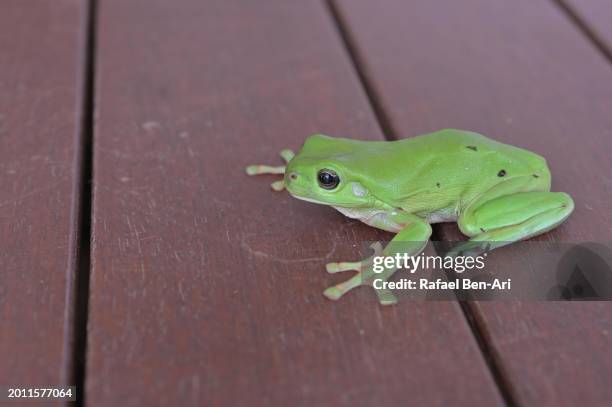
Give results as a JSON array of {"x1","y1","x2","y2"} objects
[
  {"x1": 86, "y1": 0, "x2": 504, "y2": 405},
  {"x1": 0, "y1": 0, "x2": 86, "y2": 393},
  {"x1": 562, "y1": 0, "x2": 612, "y2": 52},
  {"x1": 333, "y1": 0, "x2": 612, "y2": 405}
]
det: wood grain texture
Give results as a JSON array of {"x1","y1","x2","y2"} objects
[
  {"x1": 87, "y1": 0, "x2": 504, "y2": 405},
  {"x1": 333, "y1": 0, "x2": 612, "y2": 405},
  {"x1": 0, "y1": 0, "x2": 85, "y2": 392},
  {"x1": 562, "y1": 0, "x2": 612, "y2": 52}
]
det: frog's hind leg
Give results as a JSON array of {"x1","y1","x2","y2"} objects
[
  {"x1": 245, "y1": 149, "x2": 295, "y2": 191},
  {"x1": 455, "y1": 191, "x2": 574, "y2": 254}
]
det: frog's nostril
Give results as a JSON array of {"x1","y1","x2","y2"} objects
[{"x1": 289, "y1": 172, "x2": 298, "y2": 181}]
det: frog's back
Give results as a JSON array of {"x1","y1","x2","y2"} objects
[
  {"x1": 398, "y1": 129, "x2": 542, "y2": 161},
  {"x1": 394, "y1": 129, "x2": 549, "y2": 175},
  {"x1": 300, "y1": 129, "x2": 550, "y2": 189},
  {"x1": 380, "y1": 129, "x2": 550, "y2": 213},
  {"x1": 322, "y1": 129, "x2": 548, "y2": 214}
]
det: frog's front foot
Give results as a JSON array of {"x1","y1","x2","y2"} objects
[
  {"x1": 323, "y1": 242, "x2": 398, "y2": 305},
  {"x1": 245, "y1": 149, "x2": 295, "y2": 191}
]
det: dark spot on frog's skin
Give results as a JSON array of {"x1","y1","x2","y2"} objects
[
  {"x1": 480, "y1": 228, "x2": 486, "y2": 233},
  {"x1": 533, "y1": 174, "x2": 539, "y2": 178},
  {"x1": 498, "y1": 169, "x2": 506, "y2": 177},
  {"x1": 436, "y1": 182, "x2": 441, "y2": 188},
  {"x1": 466, "y1": 145, "x2": 478, "y2": 151}
]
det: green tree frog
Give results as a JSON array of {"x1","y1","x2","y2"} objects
[{"x1": 246, "y1": 129, "x2": 574, "y2": 304}]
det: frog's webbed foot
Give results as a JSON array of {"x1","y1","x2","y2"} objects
[
  {"x1": 245, "y1": 149, "x2": 295, "y2": 191},
  {"x1": 323, "y1": 242, "x2": 398, "y2": 305}
]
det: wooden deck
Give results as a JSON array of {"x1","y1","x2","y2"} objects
[{"x1": 1, "y1": 1, "x2": 611, "y2": 406}]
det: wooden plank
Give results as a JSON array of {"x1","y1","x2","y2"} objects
[
  {"x1": 332, "y1": 0, "x2": 612, "y2": 405},
  {"x1": 561, "y1": 0, "x2": 612, "y2": 53},
  {"x1": 87, "y1": 0, "x2": 504, "y2": 405},
  {"x1": 0, "y1": 0, "x2": 86, "y2": 392}
]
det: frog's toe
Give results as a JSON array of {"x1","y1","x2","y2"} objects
[
  {"x1": 245, "y1": 164, "x2": 286, "y2": 175},
  {"x1": 323, "y1": 286, "x2": 344, "y2": 301},
  {"x1": 325, "y1": 261, "x2": 361, "y2": 274},
  {"x1": 323, "y1": 273, "x2": 363, "y2": 300},
  {"x1": 270, "y1": 180, "x2": 286, "y2": 191},
  {"x1": 325, "y1": 242, "x2": 382, "y2": 274},
  {"x1": 279, "y1": 149, "x2": 295, "y2": 163},
  {"x1": 375, "y1": 288, "x2": 398, "y2": 306}
]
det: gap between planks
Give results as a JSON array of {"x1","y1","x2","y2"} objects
[
  {"x1": 70, "y1": 0, "x2": 98, "y2": 406},
  {"x1": 553, "y1": 0, "x2": 612, "y2": 62}
]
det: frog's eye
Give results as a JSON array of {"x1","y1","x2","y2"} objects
[{"x1": 317, "y1": 169, "x2": 340, "y2": 190}]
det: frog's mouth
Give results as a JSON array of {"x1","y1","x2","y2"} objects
[
  {"x1": 287, "y1": 187, "x2": 368, "y2": 208},
  {"x1": 285, "y1": 184, "x2": 326, "y2": 205},
  {"x1": 288, "y1": 192, "x2": 328, "y2": 205}
]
